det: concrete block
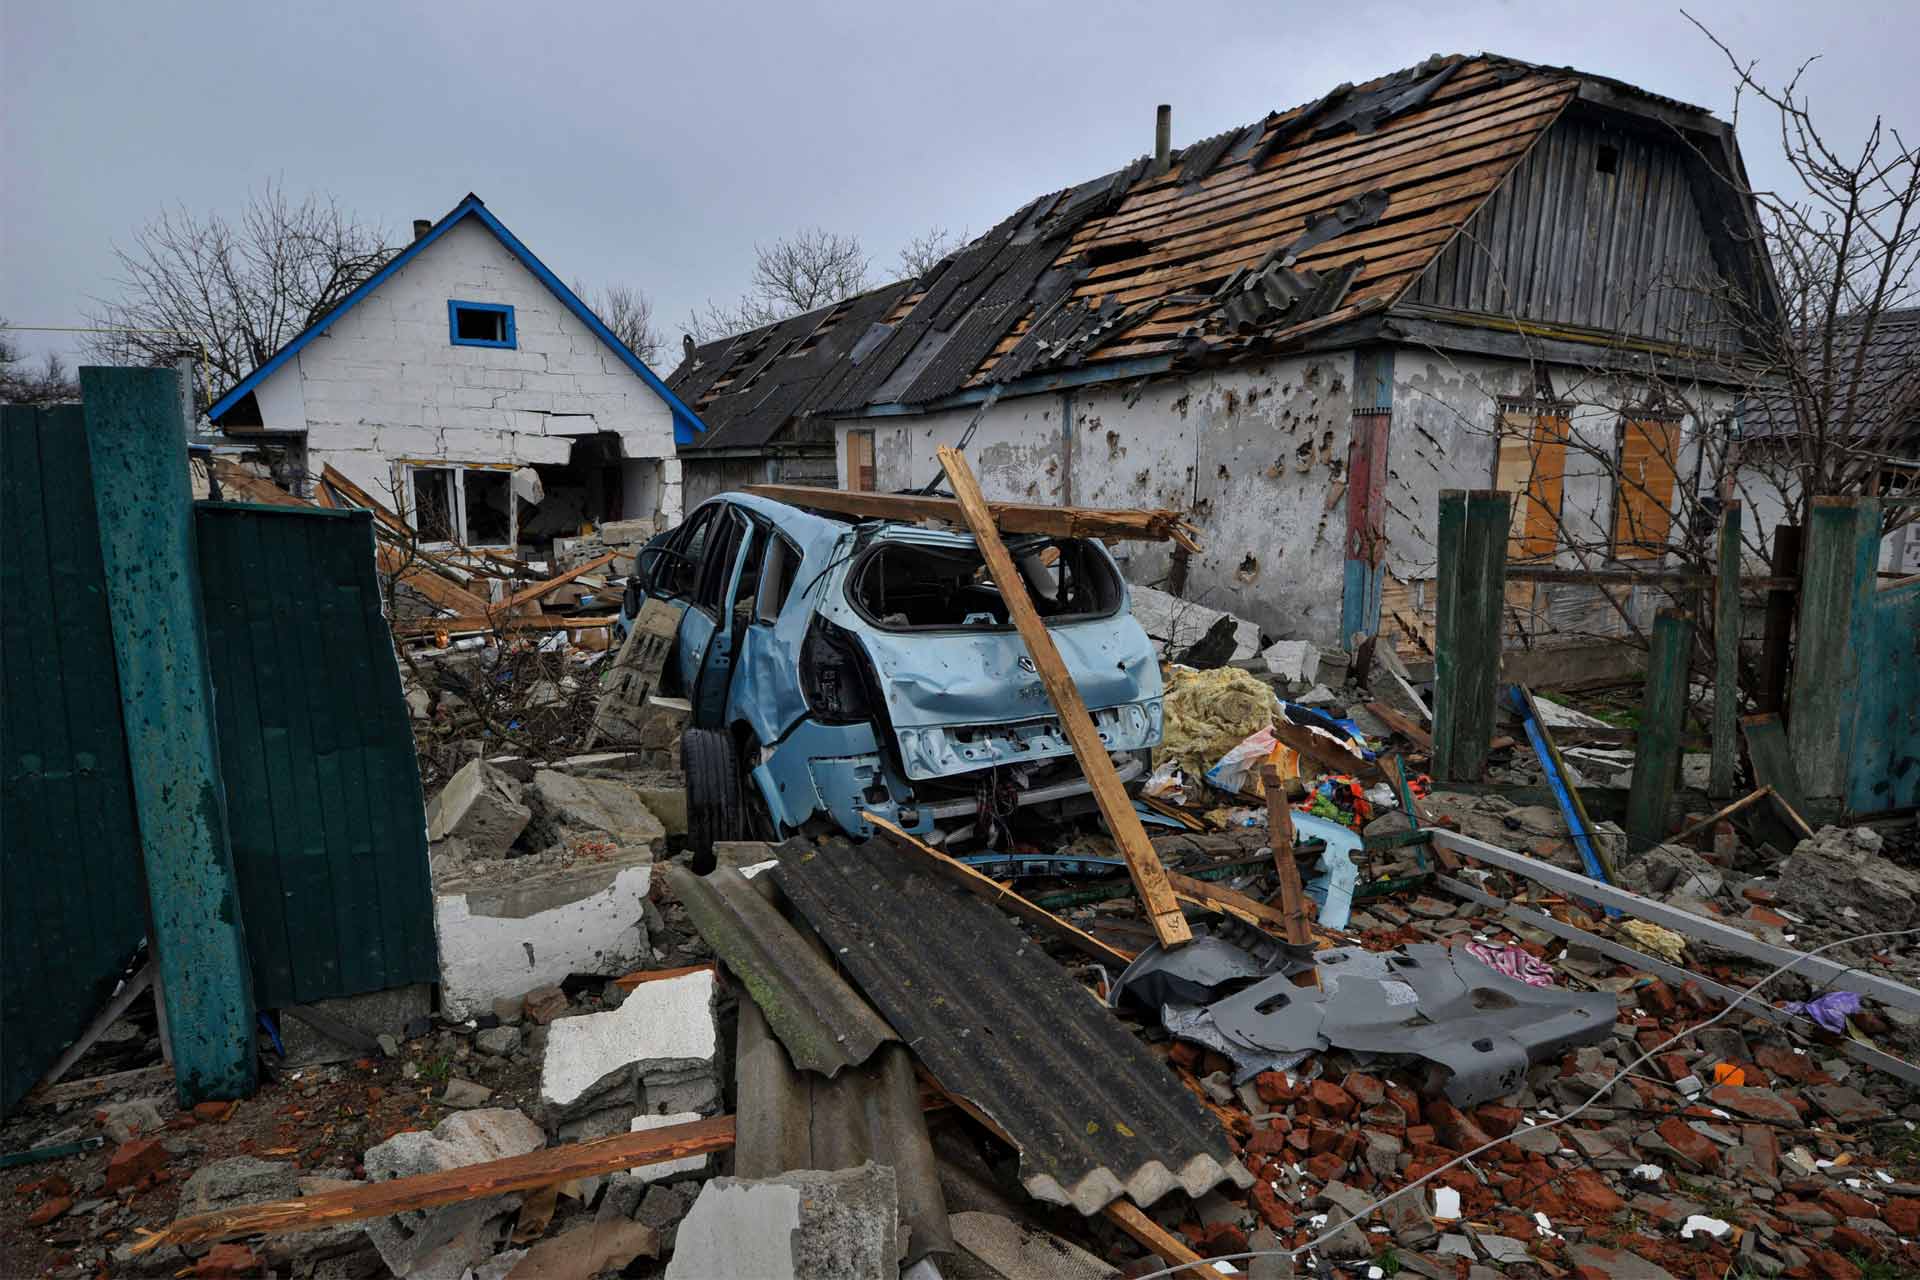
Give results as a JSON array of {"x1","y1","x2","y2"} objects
[
  {"x1": 666, "y1": 1163, "x2": 899, "y2": 1280},
  {"x1": 1128, "y1": 583, "x2": 1261, "y2": 661},
  {"x1": 434, "y1": 857, "x2": 654, "y2": 1021},
  {"x1": 540, "y1": 969, "x2": 717, "y2": 1123},
  {"x1": 1260, "y1": 639, "x2": 1320, "y2": 684},
  {"x1": 530, "y1": 770, "x2": 666, "y2": 845},
  {"x1": 622, "y1": 1111, "x2": 710, "y2": 1182},
  {"x1": 279, "y1": 983, "x2": 433, "y2": 1068},
  {"x1": 362, "y1": 1109, "x2": 544, "y2": 1279},
  {"x1": 425, "y1": 760, "x2": 530, "y2": 856}
]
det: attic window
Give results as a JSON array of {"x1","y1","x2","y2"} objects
[
  {"x1": 1595, "y1": 144, "x2": 1620, "y2": 176},
  {"x1": 449, "y1": 300, "x2": 516, "y2": 348},
  {"x1": 1084, "y1": 239, "x2": 1150, "y2": 268}
]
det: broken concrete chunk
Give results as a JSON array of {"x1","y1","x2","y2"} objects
[
  {"x1": 362, "y1": 1108, "x2": 545, "y2": 1279},
  {"x1": 529, "y1": 770, "x2": 666, "y2": 845},
  {"x1": 539, "y1": 969, "x2": 718, "y2": 1123},
  {"x1": 1778, "y1": 825, "x2": 1920, "y2": 933},
  {"x1": 279, "y1": 983, "x2": 432, "y2": 1067},
  {"x1": 503, "y1": 1218, "x2": 659, "y2": 1280},
  {"x1": 1128, "y1": 583, "x2": 1261, "y2": 662},
  {"x1": 947, "y1": 1210, "x2": 1114, "y2": 1279},
  {"x1": 426, "y1": 759, "x2": 531, "y2": 856},
  {"x1": 1259, "y1": 639, "x2": 1320, "y2": 684},
  {"x1": 433, "y1": 860, "x2": 653, "y2": 1021},
  {"x1": 666, "y1": 1163, "x2": 899, "y2": 1280}
]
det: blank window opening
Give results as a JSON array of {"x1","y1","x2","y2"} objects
[
  {"x1": 1596, "y1": 144, "x2": 1620, "y2": 175},
  {"x1": 413, "y1": 468, "x2": 457, "y2": 542},
  {"x1": 463, "y1": 470, "x2": 512, "y2": 545}
]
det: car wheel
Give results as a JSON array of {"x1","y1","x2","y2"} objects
[{"x1": 683, "y1": 727, "x2": 745, "y2": 875}]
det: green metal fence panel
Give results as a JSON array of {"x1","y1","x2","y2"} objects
[
  {"x1": 0, "y1": 405, "x2": 149, "y2": 1113},
  {"x1": 194, "y1": 502, "x2": 438, "y2": 1007}
]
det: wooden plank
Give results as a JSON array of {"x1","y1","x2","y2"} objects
[
  {"x1": 319, "y1": 464, "x2": 413, "y2": 539},
  {"x1": 1710, "y1": 502, "x2": 1743, "y2": 798},
  {"x1": 28, "y1": 1064, "x2": 174, "y2": 1108},
  {"x1": 1510, "y1": 683, "x2": 1618, "y2": 887},
  {"x1": 33, "y1": 964, "x2": 153, "y2": 1092},
  {"x1": 1742, "y1": 714, "x2": 1813, "y2": 832},
  {"x1": 373, "y1": 544, "x2": 494, "y2": 616},
  {"x1": 744, "y1": 482, "x2": 1202, "y2": 550},
  {"x1": 1672, "y1": 786, "x2": 1774, "y2": 844},
  {"x1": 611, "y1": 962, "x2": 718, "y2": 992},
  {"x1": 490, "y1": 551, "x2": 620, "y2": 618},
  {"x1": 1612, "y1": 419, "x2": 1681, "y2": 559},
  {"x1": 933, "y1": 446, "x2": 1192, "y2": 949},
  {"x1": 1432, "y1": 490, "x2": 1510, "y2": 782},
  {"x1": 1758, "y1": 523, "x2": 1802, "y2": 714},
  {"x1": 1164, "y1": 869, "x2": 1295, "y2": 935},
  {"x1": 1364, "y1": 700, "x2": 1433, "y2": 752},
  {"x1": 82, "y1": 368, "x2": 256, "y2": 1106},
  {"x1": 1625, "y1": 609, "x2": 1693, "y2": 853},
  {"x1": 1789, "y1": 498, "x2": 1876, "y2": 802},
  {"x1": 1261, "y1": 764, "x2": 1312, "y2": 946},
  {"x1": 863, "y1": 812, "x2": 1136, "y2": 967},
  {"x1": 1504, "y1": 565, "x2": 1797, "y2": 591},
  {"x1": 1104, "y1": 1198, "x2": 1221, "y2": 1278},
  {"x1": 1268, "y1": 718, "x2": 1383, "y2": 782},
  {"x1": 133, "y1": 1115, "x2": 739, "y2": 1251}
]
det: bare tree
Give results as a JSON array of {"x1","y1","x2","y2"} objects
[
  {"x1": 0, "y1": 324, "x2": 80, "y2": 404},
  {"x1": 686, "y1": 227, "x2": 873, "y2": 341},
  {"x1": 84, "y1": 182, "x2": 393, "y2": 407},
  {"x1": 573, "y1": 279, "x2": 663, "y2": 364},
  {"x1": 896, "y1": 225, "x2": 965, "y2": 279}
]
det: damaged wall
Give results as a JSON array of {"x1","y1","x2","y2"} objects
[
  {"x1": 1379, "y1": 348, "x2": 1736, "y2": 655},
  {"x1": 244, "y1": 218, "x2": 680, "y2": 521},
  {"x1": 828, "y1": 353, "x2": 1352, "y2": 644}
]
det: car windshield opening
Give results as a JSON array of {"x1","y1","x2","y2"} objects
[{"x1": 848, "y1": 536, "x2": 1122, "y2": 629}]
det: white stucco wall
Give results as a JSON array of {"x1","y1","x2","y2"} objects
[
  {"x1": 1733, "y1": 453, "x2": 1920, "y2": 574},
  {"x1": 248, "y1": 218, "x2": 678, "y2": 516},
  {"x1": 830, "y1": 353, "x2": 1353, "y2": 643}
]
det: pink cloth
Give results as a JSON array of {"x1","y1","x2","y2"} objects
[{"x1": 1466, "y1": 941, "x2": 1555, "y2": 988}]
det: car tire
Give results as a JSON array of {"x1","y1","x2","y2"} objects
[{"x1": 684, "y1": 727, "x2": 744, "y2": 875}]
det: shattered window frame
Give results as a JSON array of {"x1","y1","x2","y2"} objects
[
  {"x1": 403, "y1": 461, "x2": 520, "y2": 549},
  {"x1": 844, "y1": 534, "x2": 1125, "y2": 633}
]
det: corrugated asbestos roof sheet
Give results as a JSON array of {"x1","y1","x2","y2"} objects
[
  {"x1": 666, "y1": 865, "x2": 896, "y2": 1076},
  {"x1": 671, "y1": 52, "x2": 1734, "y2": 448},
  {"x1": 771, "y1": 836, "x2": 1254, "y2": 1215},
  {"x1": 736, "y1": 1000, "x2": 956, "y2": 1265},
  {"x1": 1743, "y1": 308, "x2": 1920, "y2": 443}
]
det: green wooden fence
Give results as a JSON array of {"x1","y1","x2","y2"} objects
[
  {"x1": 196, "y1": 503, "x2": 438, "y2": 1008},
  {"x1": 0, "y1": 405, "x2": 151, "y2": 1112}
]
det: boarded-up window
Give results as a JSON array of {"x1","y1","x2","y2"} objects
[
  {"x1": 1493, "y1": 405, "x2": 1570, "y2": 561},
  {"x1": 1612, "y1": 417, "x2": 1681, "y2": 559},
  {"x1": 846, "y1": 430, "x2": 875, "y2": 492}
]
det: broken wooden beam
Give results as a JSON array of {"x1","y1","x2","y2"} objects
[
  {"x1": 490, "y1": 550, "x2": 621, "y2": 618},
  {"x1": 1261, "y1": 764, "x2": 1312, "y2": 945},
  {"x1": 1671, "y1": 786, "x2": 1774, "y2": 845},
  {"x1": 390, "y1": 615, "x2": 615, "y2": 637},
  {"x1": 864, "y1": 812, "x2": 1135, "y2": 967},
  {"x1": 134, "y1": 1116, "x2": 739, "y2": 1252},
  {"x1": 934, "y1": 446, "x2": 1191, "y2": 949},
  {"x1": 744, "y1": 482, "x2": 1203, "y2": 551},
  {"x1": 1364, "y1": 700, "x2": 1433, "y2": 752},
  {"x1": 1268, "y1": 718, "x2": 1382, "y2": 782}
]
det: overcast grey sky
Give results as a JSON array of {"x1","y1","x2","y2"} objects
[{"x1": 3, "y1": 0, "x2": 1912, "y2": 372}]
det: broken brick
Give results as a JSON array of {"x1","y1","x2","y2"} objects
[
  {"x1": 1308, "y1": 1079, "x2": 1355, "y2": 1119},
  {"x1": 1475, "y1": 1104, "x2": 1523, "y2": 1137},
  {"x1": 1252, "y1": 1071, "x2": 1301, "y2": 1105},
  {"x1": 25, "y1": 1197, "x2": 72, "y2": 1227},
  {"x1": 1305, "y1": 1151, "x2": 1346, "y2": 1183},
  {"x1": 1655, "y1": 1117, "x2": 1721, "y2": 1172},
  {"x1": 1564, "y1": 1169, "x2": 1625, "y2": 1215},
  {"x1": 1340, "y1": 1072, "x2": 1385, "y2": 1107},
  {"x1": 1884, "y1": 1198, "x2": 1920, "y2": 1235},
  {"x1": 104, "y1": 1137, "x2": 166, "y2": 1191},
  {"x1": 1251, "y1": 1180, "x2": 1295, "y2": 1232},
  {"x1": 1820, "y1": 1188, "x2": 1879, "y2": 1220},
  {"x1": 1708, "y1": 1085, "x2": 1799, "y2": 1125}
]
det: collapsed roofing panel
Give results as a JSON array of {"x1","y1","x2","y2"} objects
[
  {"x1": 664, "y1": 865, "x2": 896, "y2": 1077},
  {"x1": 771, "y1": 835, "x2": 1253, "y2": 1215}
]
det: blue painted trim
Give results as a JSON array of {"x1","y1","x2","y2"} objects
[
  {"x1": 1502, "y1": 684, "x2": 1620, "y2": 917},
  {"x1": 1341, "y1": 557, "x2": 1383, "y2": 643},
  {"x1": 208, "y1": 194, "x2": 708, "y2": 445},
  {"x1": 447, "y1": 299, "x2": 516, "y2": 349}
]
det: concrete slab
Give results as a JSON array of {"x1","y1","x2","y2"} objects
[
  {"x1": 1128, "y1": 583, "x2": 1261, "y2": 662},
  {"x1": 426, "y1": 759, "x2": 530, "y2": 856},
  {"x1": 362, "y1": 1108, "x2": 544, "y2": 1279},
  {"x1": 530, "y1": 770, "x2": 666, "y2": 845},
  {"x1": 1260, "y1": 639, "x2": 1320, "y2": 684},
  {"x1": 666, "y1": 1163, "x2": 899, "y2": 1280},
  {"x1": 435, "y1": 857, "x2": 653, "y2": 1021},
  {"x1": 540, "y1": 968, "x2": 717, "y2": 1122}
]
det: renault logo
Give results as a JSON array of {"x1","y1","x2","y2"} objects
[{"x1": 1018, "y1": 656, "x2": 1037, "y2": 673}]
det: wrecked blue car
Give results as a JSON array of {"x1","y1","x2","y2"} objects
[{"x1": 618, "y1": 492, "x2": 1164, "y2": 866}]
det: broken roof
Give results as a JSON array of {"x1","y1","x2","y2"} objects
[{"x1": 672, "y1": 53, "x2": 1748, "y2": 452}]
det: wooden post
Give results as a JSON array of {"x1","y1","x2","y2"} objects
[
  {"x1": 1261, "y1": 764, "x2": 1311, "y2": 945},
  {"x1": 1625, "y1": 609, "x2": 1694, "y2": 855},
  {"x1": 1757, "y1": 523, "x2": 1801, "y2": 716},
  {"x1": 1709, "y1": 502, "x2": 1743, "y2": 799},
  {"x1": 81, "y1": 367, "x2": 256, "y2": 1104},
  {"x1": 1788, "y1": 498, "x2": 1878, "y2": 804},
  {"x1": 933, "y1": 447, "x2": 1190, "y2": 949},
  {"x1": 1432, "y1": 489, "x2": 1511, "y2": 782}
]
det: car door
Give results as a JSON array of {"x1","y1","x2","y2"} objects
[{"x1": 677, "y1": 504, "x2": 752, "y2": 721}]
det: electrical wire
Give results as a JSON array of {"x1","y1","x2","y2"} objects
[{"x1": 1130, "y1": 924, "x2": 1920, "y2": 1280}]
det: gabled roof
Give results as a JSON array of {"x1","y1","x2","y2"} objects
[
  {"x1": 208, "y1": 194, "x2": 706, "y2": 445},
  {"x1": 1745, "y1": 307, "x2": 1920, "y2": 445},
  {"x1": 672, "y1": 53, "x2": 1758, "y2": 449}
]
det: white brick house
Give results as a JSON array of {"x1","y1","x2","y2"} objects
[{"x1": 208, "y1": 193, "x2": 700, "y2": 548}]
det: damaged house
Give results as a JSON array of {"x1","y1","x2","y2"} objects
[
  {"x1": 208, "y1": 193, "x2": 702, "y2": 550},
  {"x1": 669, "y1": 54, "x2": 1778, "y2": 652}
]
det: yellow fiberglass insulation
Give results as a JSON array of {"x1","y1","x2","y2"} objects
[{"x1": 1152, "y1": 665, "x2": 1277, "y2": 784}]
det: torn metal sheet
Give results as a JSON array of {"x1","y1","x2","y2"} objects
[
  {"x1": 773, "y1": 836, "x2": 1252, "y2": 1214},
  {"x1": 734, "y1": 999, "x2": 954, "y2": 1265},
  {"x1": 666, "y1": 865, "x2": 896, "y2": 1077},
  {"x1": 1185, "y1": 944, "x2": 1616, "y2": 1106},
  {"x1": 1294, "y1": 811, "x2": 1362, "y2": 929},
  {"x1": 1109, "y1": 924, "x2": 1313, "y2": 1012}
]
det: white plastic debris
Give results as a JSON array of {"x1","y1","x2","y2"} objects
[
  {"x1": 1631, "y1": 1164, "x2": 1665, "y2": 1184},
  {"x1": 1876, "y1": 1170, "x2": 1895, "y2": 1184},
  {"x1": 1368, "y1": 1268, "x2": 1385, "y2": 1280},
  {"x1": 1432, "y1": 1187, "x2": 1462, "y2": 1220},
  {"x1": 1681, "y1": 1214, "x2": 1732, "y2": 1240},
  {"x1": 1533, "y1": 1212, "x2": 1559, "y2": 1238}
]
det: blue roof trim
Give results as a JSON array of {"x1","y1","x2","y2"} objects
[{"x1": 208, "y1": 194, "x2": 707, "y2": 445}]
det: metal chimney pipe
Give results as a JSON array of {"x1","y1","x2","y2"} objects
[
  {"x1": 1154, "y1": 104, "x2": 1172, "y2": 172},
  {"x1": 412, "y1": 219, "x2": 433, "y2": 241}
]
